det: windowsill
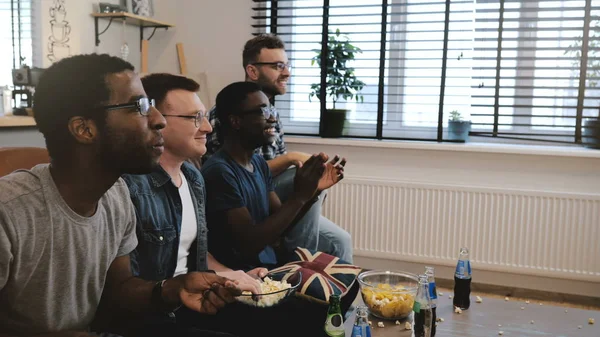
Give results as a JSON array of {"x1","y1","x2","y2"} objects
[
  {"x1": 285, "y1": 136, "x2": 600, "y2": 159},
  {"x1": 0, "y1": 115, "x2": 36, "y2": 128}
]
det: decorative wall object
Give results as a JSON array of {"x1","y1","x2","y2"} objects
[
  {"x1": 121, "y1": 0, "x2": 154, "y2": 17},
  {"x1": 47, "y1": 0, "x2": 71, "y2": 63}
]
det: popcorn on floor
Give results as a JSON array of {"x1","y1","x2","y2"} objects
[
  {"x1": 589, "y1": 318, "x2": 595, "y2": 325},
  {"x1": 498, "y1": 331, "x2": 504, "y2": 335},
  {"x1": 404, "y1": 322, "x2": 412, "y2": 330},
  {"x1": 377, "y1": 322, "x2": 385, "y2": 328},
  {"x1": 395, "y1": 320, "x2": 401, "y2": 325},
  {"x1": 454, "y1": 307, "x2": 462, "y2": 314}
]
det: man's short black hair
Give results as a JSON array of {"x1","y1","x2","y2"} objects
[
  {"x1": 141, "y1": 73, "x2": 200, "y2": 108},
  {"x1": 33, "y1": 53, "x2": 134, "y2": 161},
  {"x1": 215, "y1": 81, "x2": 263, "y2": 137},
  {"x1": 242, "y1": 34, "x2": 285, "y2": 69}
]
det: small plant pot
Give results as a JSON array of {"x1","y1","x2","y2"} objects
[
  {"x1": 447, "y1": 120, "x2": 471, "y2": 142},
  {"x1": 582, "y1": 118, "x2": 600, "y2": 149},
  {"x1": 321, "y1": 109, "x2": 348, "y2": 138}
]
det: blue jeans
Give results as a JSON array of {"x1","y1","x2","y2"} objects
[{"x1": 273, "y1": 167, "x2": 353, "y2": 263}]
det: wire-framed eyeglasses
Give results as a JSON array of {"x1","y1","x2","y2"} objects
[
  {"x1": 162, "y1": 110, "x2": 210, "y2": 127},
  {"x1": 251, "y1": 62, "x2": 292, "y2": 72},
  {"x1": 102, "y1": 97, "x2": 155, "y2": 116},
  {"x1": 239, "y1": 105, "x2": 276, "y2": 120}
]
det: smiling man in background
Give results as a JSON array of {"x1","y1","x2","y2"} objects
[
  {"x1": 201, "y1": 34, "x2": 353, "y2": 263},
  {"x1": 201, "y1": 81, "x2": 344, "y2": 271}
]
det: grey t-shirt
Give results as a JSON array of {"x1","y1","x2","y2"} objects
[{"x1": 0, "y1": 164, "x2": 138, "y2": 335}]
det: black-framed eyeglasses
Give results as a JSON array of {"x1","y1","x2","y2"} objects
[
  {"x1": 251, "y1": 62, "x2": 292, "y2": 72},
  {"x1": 162, "y1": 110, "x2": 209, "y2": 127},
  {"x1": 102, "y1": 97, "x2": 155, "y2": 116},
  {"x1": 239, "y1": 105, "x2": 276, "y2": 120}
]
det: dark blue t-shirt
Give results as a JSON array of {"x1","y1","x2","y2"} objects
[{"x1": 201, "y1": 149, "x2": 276, "y2": 270}]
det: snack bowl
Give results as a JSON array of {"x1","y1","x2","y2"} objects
[
  {"x1": 357, "y1": 270, "x2": 419, "y2": 320},
  {"x1": 236, "y1": 270, "x2": 302, "y2": 308}
]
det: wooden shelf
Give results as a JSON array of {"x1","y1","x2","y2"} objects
[
  {"x1": 0, "y1": 115, "x2": 36, "y2": 128},
  {"x1": 92, "y1": 12, "x2": 175, "y2": 48},
  {"x1": 91, "y1": 12, "x2": 174, "y2": 28}
]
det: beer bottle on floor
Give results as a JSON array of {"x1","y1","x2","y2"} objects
[
  {"x1": 413, "y1": 274, "x2": 433, "y2": 337},
  {"x1": 350, "y1": 305, "x2": 371, "y2": 337},
  {"x1": 325, "y1": 294, "x2": 345, "y2": 337},
  {"x1": 425, "y1": 266, "x2": 438, "y2": 337},
  {"x1": 453, "y1": 247, "x2": 472, "y2": 310}
]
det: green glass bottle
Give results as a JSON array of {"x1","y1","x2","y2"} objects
[{"x1": 324, "y1": 294, "x2": 345, "y2": 337}]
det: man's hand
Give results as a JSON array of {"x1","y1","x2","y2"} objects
[
  {"x1": 216, "y1": 268, "x2": 267, "y2": 295},
  {"x1": 287, "y1": 151, "x2": 311, "y2": 168},
  {"x1": 170, "y1": 271, "x2": 242, "y2": 315},
  {"x1": 293, "y1": 153, "x2": 327, "y2": 202},
  {"x1": 318, "y1": 155, "x2": 346, "y2": 191},
  {"x1": 246, "y1": 267, "x2": 269, "y2": 279}
]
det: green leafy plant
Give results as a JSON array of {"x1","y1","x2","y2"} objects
[
  {"x1": 309, "y1": 29, "x2": 366, "y2": 109},
  {"x1": 449, "y1": 110, "x2": 463, "y2": 122},
  {"x1": 565, "y1": 20, "x2": 600, "y2": 91}
]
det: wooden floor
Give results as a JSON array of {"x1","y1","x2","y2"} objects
[{"x1": 344, "y1": 288, "x2": 600, "y2": 337}]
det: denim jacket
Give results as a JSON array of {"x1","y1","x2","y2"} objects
[{"x1": 123, "y1": 162, "x2": 208, "y2": 281}]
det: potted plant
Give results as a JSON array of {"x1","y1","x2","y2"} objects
[
  {"x1": 309, "y1": 29, "x2": 365, "y2": 138},
  {"x1": 566, "y1": 20, "x2": 600, "y2": 148},
  {"x1": 583, "y1": 109, "x2": 600, "y2": 149},
  {"x1": 447, "y1": 110, "x2": 471, "y2": 142}
]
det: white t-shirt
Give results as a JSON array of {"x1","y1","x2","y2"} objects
[{"x1": 174, "y1": 172, "x2": 198, "y2": 276}]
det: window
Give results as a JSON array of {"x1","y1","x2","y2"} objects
[
  {"x1": 252, "y1": 0, "x2": 599, "y2": 145},
  {"x1": 0, "y1": 0, "x2": 33, "y2": 87}
]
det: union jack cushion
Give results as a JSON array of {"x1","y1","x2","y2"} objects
[{"x1": 269, "y1": 248, "x2": 362, "y2": 305}]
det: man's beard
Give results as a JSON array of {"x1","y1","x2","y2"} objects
[
  {"x1": 238, "y1": 127, "x2": 272, "y2": 151},
  {"x1": 97, "y1": 124, "x2": 159, "y2": 175},
  {"x1": 256, "y1": 73, "x2": 284, "y2": 97}
]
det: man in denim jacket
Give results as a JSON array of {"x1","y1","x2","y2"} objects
[{"x1": 123, "y1": 74, "x2": 267, "y2": 336}]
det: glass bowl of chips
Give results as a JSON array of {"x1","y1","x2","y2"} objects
[
  {"x1": 236, "y1": 270, "x2": 302, "y2": 308},
  {"x1": 357, "y1": 270, "x2": 419, "y2": 320}
]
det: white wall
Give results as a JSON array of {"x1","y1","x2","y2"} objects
[{"x1": 149, "y1": 0, "x2": 253, "y2": 103}]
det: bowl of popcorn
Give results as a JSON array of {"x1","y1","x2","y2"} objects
[
  {"x1": 236, "y1": 270, "x2": 302, "y2": 308},
  {"x1": 358, "y1": 270, "x2": 419, "y2": 320}
]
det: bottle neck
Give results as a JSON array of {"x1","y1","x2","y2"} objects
[
  {"x1": 328, "y1": 300, "x2": 341, "y2": 314},
  {"x1": 416, "y1": 279, "x2": 431, "y2": 307}
]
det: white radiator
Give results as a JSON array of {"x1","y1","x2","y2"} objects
[{"x1": 322, "y1": 178, "x2": 600, "y2": 282}]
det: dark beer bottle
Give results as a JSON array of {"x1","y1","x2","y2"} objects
[
  {"x1": 453, "y1": 247, "x2": 472, "y2": 310},
  {"x1": 413, "y1": 274, "x2": 433, "y2": 337},
  {"x1": 425, "y1": 266, "x2": 438, "y2": 336}
]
